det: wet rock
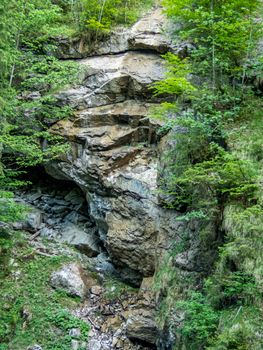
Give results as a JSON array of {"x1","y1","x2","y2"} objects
[{"x1": 50, "y1": 262, "x2": 88, "y2": 299}]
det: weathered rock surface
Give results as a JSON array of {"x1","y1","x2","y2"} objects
[
  {"x1": 50, "y1": 262, "x2": 89, "y2": 299},
  {"x1": 43, "y1": 9, "x2": 200, "y2": 285},
  {"x1": 45, "y1": 7, "x2": 204, "y2": 284},
  {"x1": 73, "y1": 275, "x2": 157, "y2": 350}
]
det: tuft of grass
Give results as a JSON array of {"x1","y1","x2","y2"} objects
[{"x1": 103, "y1": 277, "x2": 138, "y2": 301}]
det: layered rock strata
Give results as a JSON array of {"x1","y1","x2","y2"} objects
[{"x1": 46, "y1": 7, "x2": 205, "y2": 285}]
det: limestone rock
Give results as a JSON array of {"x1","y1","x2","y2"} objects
[
  {"x1": 46, "y1": 5, "x2": 197, "y2": 283},
  {"x1": 50, "y1": 263, "x2": 88, "y2": 299}
]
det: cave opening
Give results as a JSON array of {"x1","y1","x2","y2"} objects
[{"x1": 15, "y1": 165, "x2": 104, "y2": 258}]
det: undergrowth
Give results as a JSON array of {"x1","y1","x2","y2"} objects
[{"x1": 0, "y1": 230, "x2": 89, "y2": 350}]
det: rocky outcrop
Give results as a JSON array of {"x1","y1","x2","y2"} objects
[
  {"x1": 45, "y1": 7, "x2": 206, "y2": 287},
  {"x1": 49, "y1": 8, "x2": 176, "y2": 59}
]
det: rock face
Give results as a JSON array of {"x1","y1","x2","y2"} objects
[{"x1": 46, "y1": 8, "x2": 204, "y2": 287}]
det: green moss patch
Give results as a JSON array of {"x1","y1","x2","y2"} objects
[{"x1": 0, "y1": 230, "x2": 89, "y2": 350}]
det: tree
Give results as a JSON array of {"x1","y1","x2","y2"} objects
[{"x1": 162, "y1": 0, "x2": 261, "y2": 87}]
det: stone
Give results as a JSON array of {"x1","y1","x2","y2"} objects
[
  {"x1": 64, "y1": 211, "x2": 89, "y2": 224},
  {"x1": 69, "y1": 328, "x2": 81, "y2": 338},
  {"x1": 45, "y1": 5, "x2": 200, "y2": 287},
  {"x1": 60, "y1": 223, "x2": 100, "y2": 257},
  {"x1": 50, "y1": 205, "x2": 69, "y2": 214},
  {"x1": 90, "y1": 285, "x2": 103, "y2": 296},
  {"x1": 71, "y1": 339, "x2": 79, "y2": 350},
  {"x1": 50, "y1": 263, "x2": 88, "y2": 299},
  {"x1": 40, "y1": 227, "x2": 55, "y2": 237},
  {"x1": 48, "y1": 7, "x2": 174, "y2": 59},
  {"x1": 27, "y1": 345, "x2": 42, "y2": 350},
  {"x1": 13, "y1": 206, "x2": 43, "y2": 232},
  {"x1": 126, "y1": 309, "x2": 158, "y2": 345},
  {"x1": 128, "y1": 7, "x2": 174, "y2": 53},
  {"x1": 27, "y1": 192, "x2": 42, "y2": 202},
  {"x1": 26, "y1": 209, "x2": 43, "y2": 230},
  {"x1": 88, "y1": 339, "x2": 102, "y2": 350},
  {"x1": 65, "y1": 189, "x2": 85, "y2": 205}
]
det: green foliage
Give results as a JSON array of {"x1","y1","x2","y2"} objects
[
  {"x1": 177, "y1": 292, "x2": 219, "y2": 347},
  {"x1": 103, "y1": 277, "x2": 138, "y2": 300},
  {"x1": 151, "y1": 53, "x2": 196, "y2": 98},
  {"x1": 153, "y1": 1, "x2": 263, "y2": 349},
  {"x1": 0, "y1": 191, "x2": 26, "y2": 222},
  {"x1": 206, "y1": 306, "x2": 263, "y2": 350},
  {"x1": 0, "y1": 2, "x2": 80, "y2": 222},
  {"x1": 0, "y1": 233, "x2": 89, "y2": 349},
  {"x1": 81, "y1": 0, "x2": 152, "y2": 33},
  {"x1": 162, "y1": 0, "x2": 262, "y2": 85},
  {"x1": 167, "y1": 147, "x2": 258, "y2": 210}
]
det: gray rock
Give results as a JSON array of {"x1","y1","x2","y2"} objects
[
  {"x1": 27, "y1": 192, "x2": 42, "y2": 202},
  {"x1": 126, "y1": 310, "x2": 158, "y2": 345},
  {"x1": 27, "y1": 345, "x2": 42, "y2": 350},
  {"x1": 45, "y1": 6, "x2": 203, "y2": 282},
  {"x1": 64, "y1": 211, "x2": 88, "y2": 224},
  {"x1": 65, "y1": 189, "x2": 85, "y2": 205},
  {"x1": 13, "y1": 206, "x2": 43, "y2": 232},
  {"x1": 50, "y1": 262, "x2": 88, "y2": 299},
  {"x1": 50, "y1": 205, "x2": 69, "y2": 214},
  {"x1": 69, "y1": 328, "x2": 81, "y2": 338},
  {"x1": 49, "y1": 7, "x2": 175, "y2": 59},
  {"x1": 71, "y1": 339, "x2": 79, "y2": 350},
  {"x1": 40, "y1": 227, "x2": 55, "y2": 237},
  {"x1": 27, "y1": 209, "x2": 43, "y2": 230},
  {"x1": 60, "y1": 223, "x2": 100, "y2": 257}
]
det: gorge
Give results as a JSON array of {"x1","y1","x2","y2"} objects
[{"x1": 1, "y1": 1, "x2": 262, "y2": 349}]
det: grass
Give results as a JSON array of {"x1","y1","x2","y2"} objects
[
  {"x1": 0, "y1": 230, "x2": 89, "y2": 350},
  {"x1": 103, "y1": 276, "x2": 138, "y2": 301}
]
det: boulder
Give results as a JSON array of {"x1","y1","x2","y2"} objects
[
  {"x1": 126, "y1": 309, "x2": 158, "y2": 345},
  {"x1": 60, "y1": 223, "x2": 100, "y2": 257},
  {"x1": 50, "y1": 262, "x2": 88, "y2": 299}
]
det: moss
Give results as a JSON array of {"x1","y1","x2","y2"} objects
[
  {"x1": 0, "y1": 231, "x2": 89, "y2": 350},
  {"x1": 103, "y1": 276, "x2": 138, "y2": 301}
]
